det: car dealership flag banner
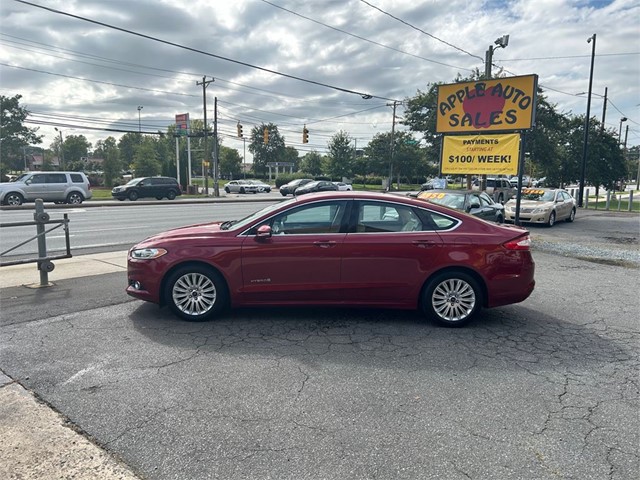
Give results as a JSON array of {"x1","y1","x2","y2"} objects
[
  {"x1": 436, "y1": 75, "x2": 538, "y2": 133},
  {"x1": 441, "y1": 133, "x2": 520, "y2": 175}
]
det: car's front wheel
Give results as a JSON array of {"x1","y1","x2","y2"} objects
[
  {"x1": 164, "y1": 265, "x2": 228, "y2": 322},
  {"x1": 239, "y1": 187, "x2": 245, "y2": 194},
  {"x1": 66, "y1": 192, "x2": 84, "y2": 204},
  {"x1": 128, "y1": 191, "x2": 139, "y2": 201},
  {"x1": 547, "y1": 211, "x2": 556, "y2": 227},
  {"x1": 566, "y1": 208, "x2": 576, "y2": 223},
  {"x1": 422, "y1": 271, "x2": 481, "y2": 327},
  {"x1": 224, "y1": 187, "x2": 230, "y2": 193},
  {"x1": 4, "y1": 192, "x2": 23, "y2": 206}
]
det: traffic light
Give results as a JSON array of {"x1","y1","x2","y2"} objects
[
  {"x1": 237, "y1": 123, "x2": 243, "y2": 138},
  {"x1": 302, "y1": 125, "x2": 309, "y2": 144},
  {"x1": 263, "y1": 127, "x2": 269, "y2": 144}
]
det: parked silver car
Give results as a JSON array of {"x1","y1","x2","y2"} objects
[
  {"x1": 0, "y1": 171, "x2": 92, "y2": 206},
  {"x1": 224, "y1": 179, "x2": 271, "y2": 194}
]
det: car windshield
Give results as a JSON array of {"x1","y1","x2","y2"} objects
[
  {"x1": 419, "y1": 192, "x2": 465, "y2": 210},
  {"x1": 221, "y1": 198, "x2": 297, "y2": 230},
  {"x1": 126, "y1": 178, "x2": 143, "y2": 186},
  {"x1": 521, "y1": 189, "x2": 555, "y2": 201},
  {"x1": 12, "y1": 173, "x2": 29, "y2": 182}
]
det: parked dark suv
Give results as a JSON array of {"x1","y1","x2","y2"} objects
[{"x1": 111, "y1": 176, "x2": 182, "y2": 201}]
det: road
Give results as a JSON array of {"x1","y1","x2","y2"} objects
[{"x1": 0, "y1": 199, "x2": 280, "y2": 258}]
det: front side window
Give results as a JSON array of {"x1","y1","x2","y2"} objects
[{"x1": 267, "y1": 201, "x2": 348, "y2": 235}]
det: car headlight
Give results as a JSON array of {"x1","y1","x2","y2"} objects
[
  {"x1": 531, "y1": 207, "x2": 547, "y2": 214},
  {"x1": 130, "y1": 248, "x2": 167, "y2": 259}
]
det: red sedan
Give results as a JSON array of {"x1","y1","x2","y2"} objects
[{"x1": 127, "y1": 191, "x2": 535, "y2": 327}]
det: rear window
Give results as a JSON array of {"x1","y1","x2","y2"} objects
[{"x1": 70, "y1": 173, "x2": 84, "y2": 183}]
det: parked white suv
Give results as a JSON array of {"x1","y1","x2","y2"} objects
[
  {"x1": 0, "y1": 171, "x2": 92, "y2": 206},
  {"x1": 472, "y1": 177, "x2": 516, "y2": 203}
]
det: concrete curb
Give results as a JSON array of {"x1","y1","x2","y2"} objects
[{"x1": 0, "y1": 371, "x2": 141, "y2": 479}]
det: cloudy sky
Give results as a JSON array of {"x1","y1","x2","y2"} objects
[{"x1": 1, "y1": 0, "x2": 638, "y2": 164}]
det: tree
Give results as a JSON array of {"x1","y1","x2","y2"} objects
[
  {"x1": 364, "y1": 131, "x2": 425, "y2": 187},
  {"x1": 0, "y1": 94, "x2": 43, "y2": 175},
  {"x1": 94, "y1": 137, "x2": 121, "y2": 187},
  {"x1": 300, "y1": 151, "x2": 324, "y2": 176},
  {"x1": 282, "y1": 146, "x2": 300, "y2": 171},
  {"x1": 132, "y1": 137, "x2": 161, "y2": 176},
  {"x1": 248, "y1": 123, "x2": 285, "y2": 177},
  {"x1": 326, "y1": 130, "x2": 354, "y2": 180},
  {"x1": 59, "y1": 134, "x2": 91, "y2": 171},
  {"x1": 219, "y1": 145, "x2": 242, "y2": 179},
  {"x1": 118, "y1": 133, "x2": 141, "y2": 171}
]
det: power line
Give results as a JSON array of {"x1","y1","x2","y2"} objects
[
  {"x1": 359, "y1": 0, "x2": 483, "y2": 62},
  {"x1": 260, "y1": 0, "x2": 474, "y2": 72},
  {"x1": 14, "y1": 0, "x2": 398, "y2": 102}
]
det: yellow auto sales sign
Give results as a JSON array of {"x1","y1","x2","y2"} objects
[
  {"x1": 441, "y1": 133, "x2": 520, "y2": 175},
  {"x1": 436, "y1": 75, "x2": 538, "y2": 133}
]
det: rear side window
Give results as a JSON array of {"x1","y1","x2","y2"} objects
[
  {"x1": 47, "y1": 173, "x2": 67, "y2": 184},
  {"x1": 70, "y1": 174, "x2": 84, "y2": 183}
]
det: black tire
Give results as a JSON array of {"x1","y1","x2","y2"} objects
[
  {"x1": 497, "y1": 193, "x2": 504, "y2": 203},
  {"x1": 167, "y1": 190, "x2": 177, "y2": 200},
  {"x1": 281, "y1": 191, "x2": 288, "y2": 196},
  {"x1": 164, "y1": 265, "x2": 228, "y2": 322},
  {"x1": 117, "y1": 198, "x2": 125, "y2": 201},
  {"x1": 225, "y1": 187, "x2": 230, "y2": 193},
  {"x1": 156, "y1": 196, "x2": 164, "y2": 200},
  {"x1": 66, "y1": 192, "x2": 84, "y2": 205},
  {"x1": 239, "y1": 187, "x2": 245, "y2": 194},
  {"x1": 566, "y1": 208, "x2": 576, "y2": 223},
  {"x1": 128, "y1": 190, "x2": 139, "y2": 201},
  {"x1": 496, "y1": 214, "x2": 504, "y2": 224},
  {"x1": 547, "y1": 211, "x2": 556, "y2": 227},
  {"x1": 422, "y1": 271, "x2": 482, "y2": 327},
  {"x1": 4, "y1": 192, "x2": 24, "y2": 206}
]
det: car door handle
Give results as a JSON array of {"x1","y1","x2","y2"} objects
[
  {"x1": 412, "y1": 240, "x2": 438, "y2": 248},
  {"x1": 313, "y1": 241, "x2": 337, "y2": 248}
]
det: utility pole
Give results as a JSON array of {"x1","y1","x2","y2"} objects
[
  {"x1": 578, "y1": 34, "x2": 596, "y2": 208},
  {"x1": 197, "y1": 76, "x2": 214, "y2": 196},
  {"x1": 387, "y1": 100, "x2": 400, "y2": 191},
  {"x1": 600, "y1": 87, "x2": 607, "y2": 131},
  {"x1": 213, "y1": 97, "x2": 220, "y2": 197}
]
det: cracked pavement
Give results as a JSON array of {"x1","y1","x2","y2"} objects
[{"x1": 1, "y1": 214, "x2": 639, "y2": 479}]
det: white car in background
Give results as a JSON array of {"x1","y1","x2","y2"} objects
[{"x1": 333, "y1": 182, "x2": 353, "y2": 191}]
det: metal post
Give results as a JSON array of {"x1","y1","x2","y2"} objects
[{"x1": 34, "y1": 200, "x2": 51, "y2": 286}]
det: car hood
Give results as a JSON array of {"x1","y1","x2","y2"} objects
[
  {"x1": 0, "y1": 181, "x2": 26, "y2": 188},
  {"x1": 506, "y1": 199, "x2": 553, "y2": 209},
  {"x1": 136, "y1": 222, "x2": 225, "y2": 244}
]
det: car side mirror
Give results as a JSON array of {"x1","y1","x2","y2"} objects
[
  {"x1": 256, "y1": 224, "x2": 272, "y2": 239},
  {"x1": 470, "y1": 201, "x2": 481, "y2": 209}
]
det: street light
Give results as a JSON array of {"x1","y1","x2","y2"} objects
[
  {"x1": 577, "y1": 33, "x2": 596, "y2": 208},
  {"x1": 618, "y1": 117, "x2": 628, "y2": 145},
  {"x1": 137, "y1": 106, "x2": 143, "y2": 133},
  {"x1": 54, "y1": 127, "x2": 64, "y2": 170}
]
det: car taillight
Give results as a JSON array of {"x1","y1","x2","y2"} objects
[{"x1": 503, "y1": 234, "x2": 531, "y2": 250}]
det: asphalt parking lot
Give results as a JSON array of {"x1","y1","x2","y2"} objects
[{"x1": 1, "y1": 208, "x2": 638, "y2": 480}]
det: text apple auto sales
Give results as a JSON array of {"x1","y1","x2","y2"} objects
[
  {"x1": 436, "y1": 75, "x2": 538, "y2": 134},
  {"x1": 439, "y1": 83, "x2": 532, "y2": 129}
]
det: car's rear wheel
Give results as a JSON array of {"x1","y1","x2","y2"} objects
[
  {"x1": 164, "y1": 265, "x2": 228, "y2": 322},
  {"x1": 128, "y1": 191, "x2": 139, "y2": 201},
  {"x1": 547, "y1": 211, "x2": 556, "y2": 227},
  {"x1": 167, "y1": 190, "x2": 177, "y2": 200},
  {"x1": 497, "y1": 193, "x2": 504, "y2": 203},
  {"x1": 66, "y1": 192, "x2": 84, "y2": 204},
  {"x1": 566, "y1": 208, "x2": 576, "y2": 223},
  {"x1": 4, "y1": 192, "x2": 23, "y2": 206},
  {"x1": 422, "y1": 271, "x2": 481, "y2": 327}
]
